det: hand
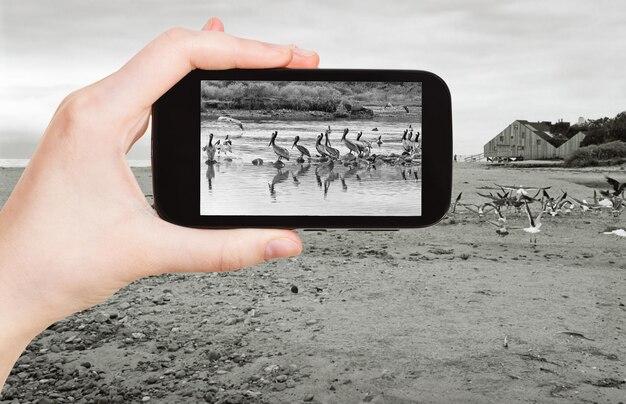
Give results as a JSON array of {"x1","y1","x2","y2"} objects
[{"x1": 0, "y1": 18, "x2": 319, "y2": 388}]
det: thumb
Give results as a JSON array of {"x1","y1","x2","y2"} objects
[
  {"x1": 202, "y1": 17, "x2": 225, "y2": 32},
  {"x1": 143, "y1": 221, "x2": 302, "y2": 276}
]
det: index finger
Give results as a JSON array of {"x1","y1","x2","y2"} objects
[{"x1": 96, "y1": 28, "x2": 319, "y2": 117}]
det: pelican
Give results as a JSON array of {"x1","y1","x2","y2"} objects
[
  {"x1": 202, "y1": 133, "x2": 217, "y2": 164},
  {"x1": 523, "y1": 202, "x2": 543, "y2": 244},
  {"x1": 355, "y1": 131, "x2": 372, "y2": 150},
  {"x1": 291, "y1": 136, "x2": 311, "y2": 163},
  {"x1": 401, "y1": 130, "x2": 413, "y2": 154},
  {"x1": 341, "y1": 128, "x2": 362, "y2": 155},
  {"x1": 324, "y1": 132, "x2": 340, "y2": 159},
  {"x1": 315, "y1": 133, "x2": 331, "y2": 159},
  {"x1": 268, "y1": 131, "x2": 290, "y2": 161}
]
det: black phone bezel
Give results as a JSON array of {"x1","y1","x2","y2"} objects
[{"x1": 152, "y1": 69, "x2": 452, "y2": 229}]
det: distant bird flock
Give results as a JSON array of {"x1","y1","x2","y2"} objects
[
  {"x1": 447, "y1": 177, "x2": 626, "y2": 243},
  {"x1": 202, "y1": 121, "x2": 421, "y2": 170}
]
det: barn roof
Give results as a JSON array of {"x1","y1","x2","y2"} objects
[{"x1": 516, "y1": 120, "x2": 559, "y2": 146}]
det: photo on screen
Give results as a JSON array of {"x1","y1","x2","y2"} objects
[{"x1": 200, "y1": 80, "x2": 422, "y2": 216}]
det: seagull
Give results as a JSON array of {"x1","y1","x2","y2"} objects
[
  {"x1": 460, "y1": 203, "x2": 494, "y2": 221},
  {"x1": 523, "y1": 201, "x2": 543, "y2": 244},
  {"x1": 268, "y1": 131, "x2": 290, "y2": 161},
  {"x1": 496, "y1": 184, "x2": 551, "y2": 201},
  {"x1": 601, "y1": 227, "x2": 626, "y2": 237},
  {"x1": 450, "y1": 192, "x2": 462, "y2": 214},
  {"x1": 604, "y1": 176, "x2": 626, "y2": 197},
  {"x1": 487, "y1": 220, "x2": 519, "y2": 237},
  {"x1": 403, "y1": 105, "x2": 410, "y2": 113}
]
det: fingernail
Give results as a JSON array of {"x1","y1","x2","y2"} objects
[
  {"x1": 293, "y1": 46, "x2": 317, "y2": 57},
  {"x1": 264, "y1": 238, "x2": 301, "y2": 260}
]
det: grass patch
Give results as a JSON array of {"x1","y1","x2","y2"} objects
[{"x1": 564, "y1": 141, "x2": 626, "y2": 167}]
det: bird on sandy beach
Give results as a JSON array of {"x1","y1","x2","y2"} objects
[
  {"x1": 601, "y1": 227, "x2": 626, "y2": 237},
  {"x1": 376, "y1": 135, "x2": 383, "y2": 146},
  {"x1": 269, "y1": 131, "x2": 290, "y2": 161},
  {"x1": 341, "y1": 128, "x2": 362, "y2": 155},
  {"x1": 487, "y1": 220, "x2": 518, "y2": 237},
  {"x1": 202, "y1": 133, "x2": 217, "y2": 164},
  {"x1": 486, "y1": 202, "x2": 507, "y2": 224},
  {"x1": 291, "y1": 136, "x2": 311, "y2": 163},
  {"x1": 324, "y1": 132, "x2": 340, "y2": 160},
  {"x1": 460, "y1": 203, "x2": 494, "y2": 221},
  {"x1": 523, "y1": 201, "x2": 543, "y2": 244},
  {"x1": 544, "y1": 191, "x2": 568, "y2": 216},
  {"x1": 496, "y1": 184, "x2": 550, "y2": 202},
  {"x1": 450, "y1": 192, "x2": 463, "y2": 214},
  {"x1": 603, "y1": 176, "x2": 626, "y2": 197}
]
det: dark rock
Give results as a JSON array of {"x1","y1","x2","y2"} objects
[{"x1": 290, "y1": 285, "x2": 299, "y2": 294}]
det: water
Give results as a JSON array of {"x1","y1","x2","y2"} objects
[{"x1": 200, "y1": 119, "x2": 422, "y2": 216}]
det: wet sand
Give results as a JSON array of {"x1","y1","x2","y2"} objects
[{"x1": 1, "y1": 164, "x2": 625, "y2": 403}]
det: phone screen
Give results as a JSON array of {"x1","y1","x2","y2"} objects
[{"x1": 199, "y1": 80, "x2": 422, "y2": 216}]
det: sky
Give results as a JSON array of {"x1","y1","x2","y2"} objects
[{"x1": 1, "y1": 0, "x2": 626, "y2": 159}]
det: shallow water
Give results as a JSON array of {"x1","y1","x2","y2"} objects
[{"x1": 200, "y1": 119, "x2": 422, "y2": 216}]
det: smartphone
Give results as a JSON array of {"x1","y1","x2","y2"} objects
[{"x1": 152, "y1": 69, "x2": 452, "y2": 229}]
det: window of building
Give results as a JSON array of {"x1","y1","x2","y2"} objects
[
  {"x1": 537, "y1": 139, "x2": 541, "y2": 146},
  {"x1": 499, "y1": 135, "x2": 504, "y2": 142}
]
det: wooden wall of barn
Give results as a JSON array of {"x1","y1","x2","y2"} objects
[
  {"x1": 484, "y1": 121, "x2": 558, "y2": 159},
  {"x1": 555, "y1": 131, "x2": 586, "y2": 159}
]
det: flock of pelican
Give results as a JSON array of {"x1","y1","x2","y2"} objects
[
  {"x1": 201, "y1": 124, "x2": 422, "y2": 197},
  {"x1": 446, "y1": 177, "x2": 626, "y2": 244}
]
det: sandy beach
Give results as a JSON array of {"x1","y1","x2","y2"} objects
[{"x1": 1, "y1": 163, "x2": 624, "y2": 404}]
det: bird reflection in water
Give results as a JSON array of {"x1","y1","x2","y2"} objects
[
  {"x1": 268, "y1": 169, "x2": 290, "y2": 200},
  {"x1": 205, "y1": 163, "x2": 215, "y2": 191},
  {"x1": 292, "y1": 163, "x2": 311, "y2": 186}
]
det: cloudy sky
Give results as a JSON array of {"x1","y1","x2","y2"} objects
[{"x1": 1, "y1": 0, "x2": 625, "y2": 159}]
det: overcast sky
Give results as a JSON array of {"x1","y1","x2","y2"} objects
[{"x1": 1, "y1": 0, "x2": 625, "y2": 159}]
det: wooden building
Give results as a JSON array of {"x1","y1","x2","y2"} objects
[
  {"x1": 484, "y1": 120, "x2": 586, "y2": 160},
  {"x1": 555, "y1": 131, "x2": 587, "y2": 159}
]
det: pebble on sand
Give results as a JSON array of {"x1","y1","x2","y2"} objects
[{"x1": 290, "y1": 285, "x2": 299, "y2": 294}]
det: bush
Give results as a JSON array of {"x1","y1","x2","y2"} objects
[{"x1": 564, "y1": 141, "x2": 626, "y2": 167}]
